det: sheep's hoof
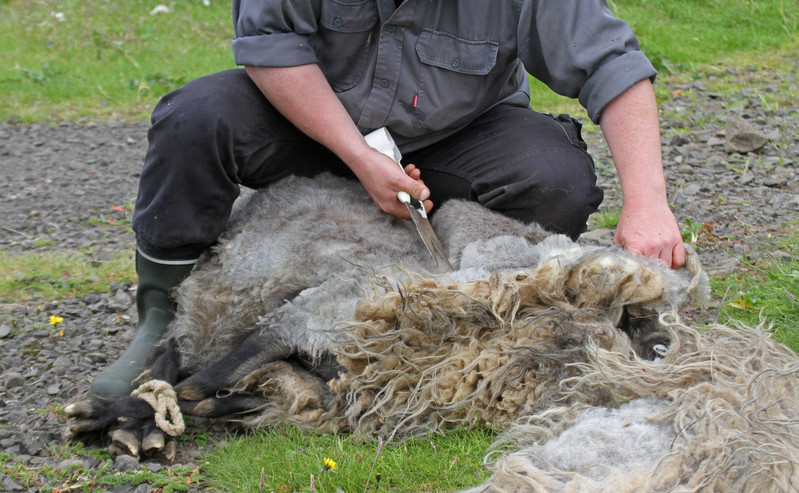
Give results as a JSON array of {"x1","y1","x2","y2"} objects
[
  {"x1": 64, "y1": 401, "x2": 93, "y2": 419},
  {"x1": 153, "y1": 439, "x2": 177, "y2": 463},
  {"x1": 142, "y1": 430, "x2": 165, "y2": 453},
  {"x1": 67, "y1": 419, "x2": 99, "y2": 435},
  {"x1": 111, "y1": 428, "x2": 141, "y2": 457},
  {"x1": 107, "y1": 443, "x2": 127, "y2": 459}
]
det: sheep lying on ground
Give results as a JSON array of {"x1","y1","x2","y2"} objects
[{"x1": 66, "y1": 173, "x2": 799, "y2": 491}]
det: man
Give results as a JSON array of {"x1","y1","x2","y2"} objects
[{"x1": 90, "y1": 0, "x2": 684, "y2": 397}]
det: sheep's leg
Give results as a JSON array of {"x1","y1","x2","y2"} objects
[
  {"x1": 174, "y1": 329, "x2": 294, "y2": 401},
  {"x1": 179, "y1": 395, "x2": 272, "y2": 418},
  {"x1": 177, "y1": 356, "x2": 341, "y2": 424}
]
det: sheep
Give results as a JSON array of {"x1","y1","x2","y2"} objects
[{"x1": 65, "y1": 173, "x2": 799, "y2": 491}]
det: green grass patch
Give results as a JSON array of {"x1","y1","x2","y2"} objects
[
  {"x1": 708, "y1": 228, "x2": 799, "y2": 352},
  {"x1": 0, "y1": 251, "x2": 135, "y2": 302},
  {"x1": 1, "y1": 444, "x2": 204, "y2": 492},
  {"x1": 613, "y1": 0, "x2": 798, "y2": 73},
  {"x1": 203, "y1": 425, "x2": 495, "y2": 492},
  {"x1": 1, "y1": 0, "x2": 235, "y2": 123},
  {"x1": 588, "y1": 206, "x2": 621, "y2": 230},
  {"x1": 3, "y1": 0, "x2": 798, "y2": 123}
]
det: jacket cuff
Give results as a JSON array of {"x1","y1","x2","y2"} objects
[
  {"x1": 579, "y1": 51, "x2": 657, "y2": 124},
  {"x1": 232, "y1": 32, "x2": 318, "y2": 67}
]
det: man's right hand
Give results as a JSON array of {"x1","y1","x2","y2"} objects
[{"x1": 350, "y1": 151, "x2": 432, "y2": 220}]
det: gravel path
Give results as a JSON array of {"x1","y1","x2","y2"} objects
[{"x1": 1, "y1": 63, "x2": 797, "y2": 491}]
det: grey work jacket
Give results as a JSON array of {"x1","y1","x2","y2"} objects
[{"x1": 232, "y1": 0, "x2": 657, "y2": 151}]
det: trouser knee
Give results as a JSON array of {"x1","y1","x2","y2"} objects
[
  {"x1": 408, "y1": 108, "x2": 604, "y2": 240},
  {"x1": 132, "y1": 70, "x2": 267, "y2": 261},
  {"x1": 131, "y1": 70, "x2": 348, "y2": 261}
]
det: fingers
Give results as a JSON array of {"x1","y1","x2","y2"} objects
[
  {"x1": 622, "y1": 240, "x2": 686, "y2": 270},
  {"x1": 671, "y1": 241, "x2": 687, "y2": 269},
  {"x1": 401, "y1": 163, "x2": 429, "y2": 201},
  {"x1": 403, "y1": 163, "x2": 422, "y2": 180}
]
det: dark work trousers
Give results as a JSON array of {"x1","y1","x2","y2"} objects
[{"x1": 132, "y1": 69, "x2": 604, "y2": 261}]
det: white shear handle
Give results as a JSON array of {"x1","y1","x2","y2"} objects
[
  {"x1": 364, "y1": 127, "x2": 428, "y2": 218},
  {"x1": 364, "y1": 127, "x2": 403, "y2": 165}
]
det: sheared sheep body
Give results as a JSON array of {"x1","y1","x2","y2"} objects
[
  {"x1": 68, "y1": 173, "x2": 799, "y2": 492},
  {"x1": 162, "y1": 173, "x2": 706, "y2": 437}
]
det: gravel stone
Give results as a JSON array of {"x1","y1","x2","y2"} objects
[
  {"x1": 2, "y1": 372, "x2": 24, "y2": 389},
  {"x1": 114, "y1": 454, "x2": 142, "y2": 472}
]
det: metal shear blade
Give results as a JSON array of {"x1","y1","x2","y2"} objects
[
  {"x1": 365, "y1": 127, "x2": 454, "y2": 270},
  {"x1": 400, "y1": 195, "x2": 453, "y2": 270}
]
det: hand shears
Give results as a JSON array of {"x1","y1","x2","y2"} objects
[{"x1": 364, "y1": 128, "x2": 453, "y2": 270}]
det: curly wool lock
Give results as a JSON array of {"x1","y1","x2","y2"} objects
[{"x1": 463, "y1": 320, "x2": 799, "y2": 492}]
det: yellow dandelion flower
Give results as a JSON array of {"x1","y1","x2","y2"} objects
[
  {"x1": 49, "y1": 315, "x2": 64, "y2": 326},
  {"x1": 323, "y1": 457, "x2": 337, "y2": 471}
]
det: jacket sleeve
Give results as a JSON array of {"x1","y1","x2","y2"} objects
[
  {"x1": 231, "y1": 0, "x2": 321, "y2": 67},
  {"x1": 517, "y1": 0, "x2": 657, "y2": 123}
]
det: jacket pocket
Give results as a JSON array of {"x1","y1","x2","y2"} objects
[
  {"x1": 416, "y1": 29, "x2": 498, "y2": 76},
  {"x1": 413, "y1": 29, "x2": 500, "y2": 132},
  {"x1": 317, "y1": 0, "x2": 379, "y2": 91}
]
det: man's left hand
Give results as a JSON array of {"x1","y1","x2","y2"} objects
[{"x1": 614, "y1": 201, "x2": 685, "y2": 269}]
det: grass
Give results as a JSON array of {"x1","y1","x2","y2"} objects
[
  {"x1": 0, "y1": 0, "x2": 235, "y2": 122},
  {"x1": 0, "y1": 250, "x2": 134, "y2": 303},
  {"x1": 705, "y1": 227, "x2": 799, "y2": 350},
  {"x1": 2, "y1": 0, "x2": 796, "y2": 123},
  {"x1": 203, "y1": 425, "x2": 495, "y2": 492},
  {"x1": 1, "y1": 0, "x2": 798, "y2": 491},
  {"x1": 1, "y1": 443, "x2": 204, "y2": 493}
]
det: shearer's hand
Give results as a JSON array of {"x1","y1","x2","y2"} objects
[
  {"x1": 352, "y1": 150, "x2": 433, "y2": 220},
  {"x1": 614, "y1": 199, "x2": 685, "y2": 269}
]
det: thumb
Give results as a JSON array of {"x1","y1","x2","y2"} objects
[{"x1": 402, "y1": 176, "x2": 429, "y2": 201}]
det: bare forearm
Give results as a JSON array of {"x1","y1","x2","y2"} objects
[
  {"x1": 600, "y1": 79, "x2": 667, "y2": 208},
  {"x1": 245, "y1": 64, "x2": 372, "y2": 170},
  {"x1": 244, "y1": 64, "x2": 430, "y2": 217},
  {"x1": 600, "y1": 79, "x2": 685, "y2": 268}
]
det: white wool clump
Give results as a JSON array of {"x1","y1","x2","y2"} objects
[{"x1": 528, "y1": 398, "x2": 673, "y2": 480}]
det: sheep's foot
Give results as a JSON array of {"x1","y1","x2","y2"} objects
[
  {"x1": 65, "y1": 395, "x2": 182, "y2": 461},
  {"x1": 65, "y1": 396, "x2": 156, "y2": 436},
  {"x1": 65, "y1": 338, "x2": 184, "y2": 461}
]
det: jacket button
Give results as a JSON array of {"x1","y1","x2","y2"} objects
[
  {"x1": 332, "y1": 17, "x2": 343, "y2": 27},
  {"x1": 379, "y1": 79, "x2": 390, "y2": 88},
  {"x1": 451, "y1": 58, "x2": 460, "y2": 68}
]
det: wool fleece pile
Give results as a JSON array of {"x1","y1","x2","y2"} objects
[{"x1": 72, "y1": 173, "x2": 799, "y2": 492}]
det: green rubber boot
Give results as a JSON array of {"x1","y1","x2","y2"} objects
[{"x1": 90, "y1": 253, "x2": 194, "y2": 397}]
